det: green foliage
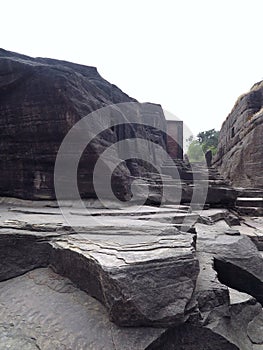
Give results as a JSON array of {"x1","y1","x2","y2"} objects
[
  {"x1": 187, "y1": 140, "x2": 205, "y2": 162},
  {"x1": 197, "y1": 129, "x2": 219, "y2": 153},
  {"x1": 187, "y1": 128, "x2": 219, "y2": 162}
]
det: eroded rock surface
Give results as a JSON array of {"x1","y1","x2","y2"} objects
[
  {"x1": 0, "y1": 49, "x2": 167, "y2": 200},
  {"x1": 214, "y1": 81, "x2": 263, "y2": 188},
  {"x1": 0, "y1": 268, "x2": 166, "y2": 350}
]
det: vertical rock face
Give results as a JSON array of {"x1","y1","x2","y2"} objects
[
  {"x1": 0, "y1": 49, "x2": 167, "y2": 200},
  {"x1": 214, "y1": 82, "x2": 263, "y2": 188}
]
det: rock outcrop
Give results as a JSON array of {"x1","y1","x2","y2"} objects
[
  {"x1": 214, "y1": 81, "x2": 263, "y2": 188},
  {"x1": 0, "y1": 49, "x2": 239, "y2": 209},
  {"x1": 0, "y1": 49, "x2": 167, "y2": 200}
]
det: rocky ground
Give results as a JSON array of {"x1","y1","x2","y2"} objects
[{"x1": 0, "y1": 197, "x2": 263, "y2": 349}]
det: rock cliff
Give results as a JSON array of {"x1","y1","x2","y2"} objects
[
  {"x1": 214, "y1": 82, "x2": 263, "y2": 188},
  {"x1": 0, "y1": 49, "x2": 166, "y2": 200}
]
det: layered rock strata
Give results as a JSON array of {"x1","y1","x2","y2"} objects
[
  {"x1": 0, "y1": 49, "x2": 167, "y2": 200},
  {"x1": 214, "y1": 81, "x2": 263, "y2": 188}
]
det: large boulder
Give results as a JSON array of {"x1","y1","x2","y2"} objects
[
  {"x1": 214, "y1": 81, "x2": 263, "y2": 188},
  {"x1": 0, "y1": 49, "x2": 167, "y2": 200}
]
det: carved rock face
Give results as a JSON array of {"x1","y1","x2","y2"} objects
[
  {"x1": 0, "y1": 49, "x2": 167, "y2": 200},
  {"x1": 214, "y1": 82, "x2": 263, "y2": 188}
]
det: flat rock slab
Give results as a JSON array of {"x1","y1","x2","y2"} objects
[
  {"x1": 0, "y1": 268, "x2": 166, "y2": 350},
  {"x1": 0, "y1": 200, "x2": 199, "y2": 328},
  {"x1": 198, "y1": 208, "x2": 239, "y2": 225},
  {"x1": 0, "y1": 200, "x2": 196, "y2": 231},
  {"x1": 50, "y1": 228, "x2": 199, "y2": 327}
]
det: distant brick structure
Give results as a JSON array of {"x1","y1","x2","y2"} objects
[{"x1": 166, "y1": 120, "x2": 183, "y2": 159}]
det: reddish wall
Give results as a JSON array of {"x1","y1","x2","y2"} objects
[{"x1": 166, "y1": 121, "x2": 183, "y2": 159}]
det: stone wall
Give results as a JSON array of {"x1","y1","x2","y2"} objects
[{"x1": 214, "y1": 81, "x2": 263, "y2": 188}]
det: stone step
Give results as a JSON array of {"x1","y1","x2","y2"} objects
[
  {"x1": 236, "y1": 197, "x2": 263, "y2": 208},
  {"x1": 196, "y1": 179, "x2": 230, "y2": 186},
  {"x1": 129, "y1": 178, "x2": 176, "y2": 187},
  {"x1": 129, "y1": 174, "x2": 175, "y2": 183},
  {"x1": 135, "y1": 178, "x2": 230, "y2": 189},
  {"x1": 235, "y1": 188, "x2": 263, "y2": 198},
  {"x1": 131, "y1": 179, "x2": 237, "y2": 207},
  {"x1": 161, "y1": 168, "x2": 224, "y2": 182},
  {"x1": 236, "y1": 206, "x2": 263, "y2": 216}
]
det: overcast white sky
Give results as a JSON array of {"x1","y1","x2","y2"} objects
[{"x1": 1, "y1": 0, "x2": 263, "y2": 135}]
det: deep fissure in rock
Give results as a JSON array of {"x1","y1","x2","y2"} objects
[{"x1": 214, "y1": 257, "x2": 263, "y2": 305}]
